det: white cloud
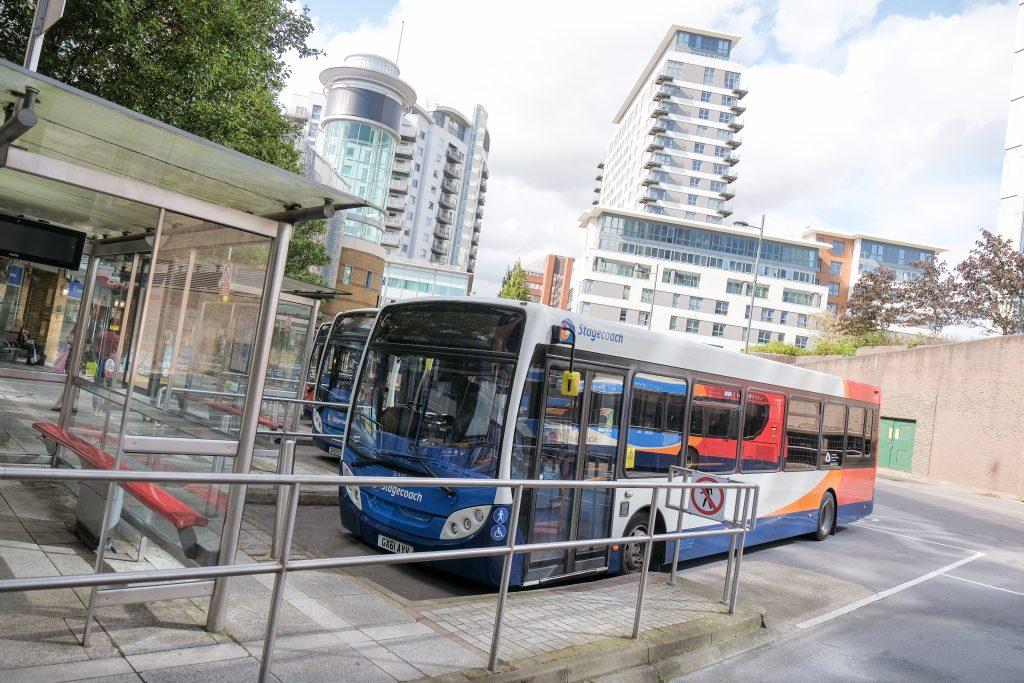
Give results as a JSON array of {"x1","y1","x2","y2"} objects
[
  {"x1": 285, "y1": 1, "x2": 1014, "y2": 295},
  {"x1": 772, "y1": 0, "x2": 881, "y2": 61}
]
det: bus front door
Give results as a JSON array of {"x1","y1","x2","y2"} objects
[{"x1": 524, "y1": 366, "x2": 624, "y2": 583}]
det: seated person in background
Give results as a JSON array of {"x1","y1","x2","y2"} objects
[{"x1": 15, "y1": 319, "x2": 41, "y2": 365}]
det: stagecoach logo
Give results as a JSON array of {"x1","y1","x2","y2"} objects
[
  {"x1": 375, "y1": 473, "x2": 424, "y2": 503},
  {"x1": 569, "y1": 319, "x2": 624, "y2": 344},
  {"x1": 559, "y1": 319, "x2": 576, "y2": 344}
]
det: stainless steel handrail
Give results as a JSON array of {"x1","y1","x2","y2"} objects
[{"x1": 0, "y1": 465, "x2": 758, "y2": 681}]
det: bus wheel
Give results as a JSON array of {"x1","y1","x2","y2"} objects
[
  {"x1": 620, "y1": 511, "x2": 657, "y2": 574},
  {"x1": 813, "y1": 492, "x2": 836, "y2": 541}
]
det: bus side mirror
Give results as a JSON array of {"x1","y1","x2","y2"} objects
[{"x1": 560, "y1": 370, "x2": 581, "y2": 397}]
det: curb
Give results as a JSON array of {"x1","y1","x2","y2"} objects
[
  {"x1": 435, "y1": 609, "x2": 765, "y2": 682},
  {"x1": 245, "y1": 487, "x2": 338, "y2": 506}
]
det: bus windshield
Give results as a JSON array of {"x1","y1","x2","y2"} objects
[{"x1": 347, "y1": 348, "x2": 514, "y2": 480}]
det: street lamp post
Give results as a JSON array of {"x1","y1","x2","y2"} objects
[{"x1": 734, "y1": 215, "x2": 765, "y2": 353}]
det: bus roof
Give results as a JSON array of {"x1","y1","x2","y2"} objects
[{"x1": 376, "y1": 297, "x2": 879, "y2": 403}]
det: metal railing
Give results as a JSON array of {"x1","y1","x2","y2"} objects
[{"x1": 0, "y1": 464, "x2": 757, "y2": 681}]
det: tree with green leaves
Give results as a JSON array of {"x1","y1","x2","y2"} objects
[
  {"x1": 0, "y1": 0, "x2": 328, "y2": 281},
  {"x1": 901, "y1": 258, "x2": 958, "y2": 333},
  {"x1": 953, "y1": 229, "x2": 1024, "y2": 335},
  {"x1": 844, "y1": 266, "x2": 904, "y2": 333},
  {"x1": 498, "y1": 261, "x2": 532, "y2": 301}
]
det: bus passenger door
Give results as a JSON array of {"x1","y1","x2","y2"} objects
[{"x1": 524, "y1": 366, "x2": 624, "y2": 582}]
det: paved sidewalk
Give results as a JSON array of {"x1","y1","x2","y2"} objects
[{"x1": 0, "y1": 477, "x2": 758, "y2": 682}]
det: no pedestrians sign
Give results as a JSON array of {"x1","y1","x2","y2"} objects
[{"x1": 689, "y1": 475, "x2": 727, "y2": 521}]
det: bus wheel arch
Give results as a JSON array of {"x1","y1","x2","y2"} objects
[{"x1": 813, "y1": 489, "x2": 837, "y2": 541}]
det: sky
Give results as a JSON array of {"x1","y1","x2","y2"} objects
[{"x1": 283, "y1": 0, "x2": 1016, "y2": 298}]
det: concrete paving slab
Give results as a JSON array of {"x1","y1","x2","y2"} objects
[
  {"x1": 268, "y1": 642, "x2": 396, "y2": 682},
  {"x1": 0, "y1": 656, "x2": 135, "y2": 682},
  {"x1": 349, "y1": 639, "x2": 424, "y2": 681},
  {"x1": 139, "y1": 656, "x2": 265, "y2": 683},
  {"x1": 381, "y1": 632, "x2": 486, "y2": 676},
  {"x1": 288, "y1": 569, "x2": 369, "y2": 597},
  {"x1": 127, "y1": 642, "x2": 250, "y2": 672},
  {"x1": 93, "y1": 604, "x2": 220, "y2": 656},
  {"x1": 359, "y1": 621, "x2": 435, "y2": 642},
  {"x1": 318, "y1": 592, "x2": 417, "y2": 628}
]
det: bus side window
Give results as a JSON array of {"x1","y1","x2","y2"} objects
[
  {"x1": 821, "y1": 403, "x2": 847, "y2": 469},
  {"x1": 846, "y1": 406, "x2": 866, "y2": 467},
  {"x1": 864, "y1": 408, "x2": 878, "y2": 467},
  {"x1": 740, "y1": 390, "x2": 784, "y2": 472},
  {"x1": 511, "y1": 364, "x2": 545, "y2": 479},
  {"x1": 687, "y1": 382, "x2": 740, "y2": 474},
  {"x1": 626, "y1": 373, "x2": 688, "y2": 476},
  {"x1": 785, "y1": 398, "x2": 820, "y2": 471}
]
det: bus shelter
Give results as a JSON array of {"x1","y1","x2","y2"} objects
[{"x1": 0, "y1": 59, "x2": 364, "y2": 631}]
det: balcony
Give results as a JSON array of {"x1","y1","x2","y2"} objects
[
  {"x1": 650, "y1": 103, "x2": 669, "y2": 118},
  {"x1": 597, "y1": 161, "x2": 604, "y2": 169},
  {"x1": 481, "y1": 165, "x2": 489, "y2": 179},
  {"x1": 434, "y1": 224, "x2": 451, "y2": 239},
  {"x1": 476, "y1": 207, "x2": 484, "y2": 218},
  {"x1": 722, "y1": 171, "x2": 737, "y2": 183},
  {"x1": 729, "y1": 103, "x2": 746, "y2": 115},
  {"x1": 726, "y1": 136, "x2": 742, "y2": 149},
  {"x1": 440, "y1": 178, "x2": 459, "y2": 194},
  {"x1": 591, "y1": 197, "x2": 599, "y2": 205},
  {"x1": 724, "y1": 151, "x2": 740, "y2": 166},
  {"x1": 728, "y1": 120, "x2": 744, "y2": 132},
  {"x1": 595, "y1": 172, "x2": 603, "y2": 181},
  {"x1": 478, "y1": 193, "x2": 486, "y2": 206},
  {"x1": 480, "y1": 179, "x2": 487, "y2": 192},
  {"x1": 654, "y1": 84, "x2": 673, "y2": 100},
  {"x1": 392, "y1": 159, "x2": 411, "y2": 174},
  {"x1": 395, "y1": 142, "x2": 414, "y2": 158},
  {"x1": 443, "y1": 163, "x2": 461, "y2": 179},
  {"x1": 646, "y1": 135, "x2": 668, "y2": 152},
  {"x1": 639, "y1": 189, "x2": 661, "y2": 204},
  {"x1": 400, "y1": 128, "x2": 416, "y2": 141},
  {"x1": 655, "y1": 70, "x2": 673, "y2": 84},
  {"x1": 642, "y1": 170, "x2": 665, "y2": 186},
  {"x1": 431, "y1": 240, "x2": 447, "y2": 256},
  {"x1": 718, "y1": 189, "x2": 735, "y2": 200},
  {"x1": 474, "y1": 218, "x2": 482, "y2": 230},
  {"x1": 439, "y1": 193, "x2": 456, "y2": 210},
  {"x1": 386, "y1": 195, "x2": 405, "y2": 211},
  {"x1": 649, "y1": 118, "x2": 668, "y2": 134},
  {"x1": 384, "y1": 215, "x2": 402, "y2": 230},
  {"x1": 644, "y1": 156, "x2": 661, "y2": 169},
  {"x1": 389, "y1": 178, "x2": 409, "y2": 193},
  {"x1": 446, "y1": 145, "x2": 465, "y2": 163},
  {"x1": 437, "y1": 208, "x2": 455, "y2": 224},
  {"x1": 716, "y1": 206, "x2": 733, "y2": 218},
  {"x1": 470, "y1": 246, "x2": 478, "y2": 260},
  {"x1": 732, "y1": 87, "x2": 748, "y2": 98},
  {"x1": 471, "y1": 231, "x2": 480, "y2": 245},
  {"x1": 380, "y1": 232, "x2": 401, "y2": 248}
]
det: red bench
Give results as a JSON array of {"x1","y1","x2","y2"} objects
[
  {"x1": 33, "y1": 422, "x2": 214, "y2": 563},
  {"x1": 181, "y1": 393, "x2": 284, "y2": 430}
]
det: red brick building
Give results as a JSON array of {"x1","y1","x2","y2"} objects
[{"x1": 523, "y1": 254, "x2": 574, "y2": 310}]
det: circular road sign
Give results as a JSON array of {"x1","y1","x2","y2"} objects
[{"x1": 690, "y1": 476, "x2": 725, "y2": 517}]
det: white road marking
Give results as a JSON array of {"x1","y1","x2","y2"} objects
[
  {"x1": 795, "y1": 551, "x2": 985, "y2": 629},
  {"x1": 877, "y1": 479, "x2": 1024, "y2": 520},
  {"x1": 849, "y1": 522, "x2": 978, "y2": 553},
  {"x1": 940, "y1": 574, "x2": 1024, "y2": 597}
]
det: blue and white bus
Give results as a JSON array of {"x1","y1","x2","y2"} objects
[
  {"x1": 310, "y1": 309, "x2": 377, "y2": 456},
  {"x1": 339, "y1": 299, "x2": 879, "y2": 587}
]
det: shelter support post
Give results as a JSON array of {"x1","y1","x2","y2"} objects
[{"x1": 206, "y1": 221, "x2": 293, "y2": 633}]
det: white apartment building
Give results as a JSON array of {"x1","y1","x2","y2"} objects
[
  {"x1": 575, "y1": 207, "x2": 828, "y2": 353},
  {"x1": 594, "y1": 26, "x2": 745, "y2": 226},
  {"x1": 997, "y1": 0, "x2": 1024, "y2": 251}
]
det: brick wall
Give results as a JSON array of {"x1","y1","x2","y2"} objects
[
  {"x1": 323, "y1": 238, "x2": 385, "y2": 317},
  {"x1": 788, "y1": 336, "x2": 1024, "y2": 500}
]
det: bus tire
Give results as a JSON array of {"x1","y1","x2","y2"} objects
[
  {"x1": 813, "y1": 491, "x2": 836, "y2": 541},
  {"x1": 620, "y1": 510, "x2": 659, "y2": 574}
]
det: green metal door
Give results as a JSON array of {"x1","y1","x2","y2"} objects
[{"x1": 879, "y1": 418, "x2": 915, "y2": 472}]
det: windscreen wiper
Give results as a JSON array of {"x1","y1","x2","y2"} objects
[{"x1": 349, "y1": 446, "x2": 455, "y2": 497}]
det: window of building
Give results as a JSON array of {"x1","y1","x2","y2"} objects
[
  {"x1": 641, "y1": 288, "x2": 653, "y2": 303},
  {"x1": 759, "y1": 308, "x2": 773, "y2": 322},
  {"x1": 710, "y1": 181, "x2": 725, "y2": 192},
  {"x1": 703, "y1": 67, "x2": 716, "y2": 86},
  {"x1": 341, "y1": 265, "x2": 352, "y2": 285},
  {"x1": 715, "y1": 300, "x2": 728, "y2": 315},
  {"x1": 700, "y1": 91, "x2": 712, "y2": 102},
  {"x1": 829, "y1": 261, "x2": 842, "y2": 276},
  {"x1": 740, "y1": 390, "x2": 785, "y2": 472},
  {"x1": 698, "y1": 108, "x2": 710, "y2": 120},
  {"x1": 715, "y1": 146, "x2": 727, "y2": 157},
  {"x1": 713, "y1": 163, "x2": 726, "y2": 175},
  {"x1": 831, "y1": 240, "x2": 845, "y2": 255},
  {"x1": 718, "y1": 112, "x2": 733, "y2": 123},
  {"x1": 757, "y1": 330, "x2": 771, "y2": 344},
  {"x1": 821, "y1": 403, "x2": 847, "y2": 469},
  {"x1": 744, "y1": 304, "x2": 750, "y2": 319},
  {"x1": 724, "y1": 71, "x2": 740, "y2": 89},
  {"x1": 726, "y1": 280, "x2": 743, "y2": 295},
  {"x1": 663, "y1": 269, "x2": 700, "y2": 287},
  {"x1": 779, "y1": 311, "x2": 789, "y2": 325},
  {"x1": 685, "y1": 318, "x2": 700, "y2": 334},
  {"x1": 364, "y1": 270, "x2": 373, "y2": 290},
  {"x1": 696, "y1": 125, "x2": 709, "y2": 136},
  {"x1": 687, "y1": 194, "x2": 698, "y2": 206},
  {"x1": 684, "y1": 211, "x2": 697, "y2": 219},
  {"x1": 795, "y1": 335, "x2": 809, "y2": 349},
  {"x1": 637, "y1": 311, "x2": 650, "y2": 327},
  {"x1": 785, "y1": 399, "x2": 821, "y2": 470},
  {"x1": 687, "y1": 382, "x2": 741, "y2": 473},
  {"x1": 428, "y1": 201, "x2": 434, "y2": 209},
  {"x1": 626, "y1": 373, "x2": 688, "y2": 476},
  {"x1": 827, "y1": 302, "x2": 838, "y2": 315},
  {"x1": 689, "y1": 177, "x2": 701, "y2": 188},
  {"x1": 722, "y1": 95, "x2": 735, "y2": 107},
  {"x1": 581, "y1": 302, "x2": 590, "y2": 314},
  {"x1": 692, "y1": 160, "x2": 703, "y2": 171},
  {"x1": 828, "y1": 281, "x2": 840, "y2": 296},
  {"x1": 694, "y1": 142, "x2": 705, "y2": 154},
  {"x1": 619, "y1": 308, "x2": 628, "y2": 322},
  {"x1": 688, "y1": 296, "x2": 703, "y2": 312},
  {"x1": 777, "y1": 332, "x2": 785, "y2": 342},
  {"x1": 594, "y1": 257, "x2": 650, "y2": 279},
  {"x1": 797, "y1": 313, "x2": 809, "y2": 327},
  {"x1": 712, "y1": 322, "x2": 725, "y2": 337},
  {"x1": 783, "y1": 289, "x2": 817, "y2": 306}
]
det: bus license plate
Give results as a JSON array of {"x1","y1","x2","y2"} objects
[
  {"x1": 377, "y1": 535, "x2": 414, "y2": 554},
  {"x1": 328, "y1": 446, "x2": 343, "y2": 457}
]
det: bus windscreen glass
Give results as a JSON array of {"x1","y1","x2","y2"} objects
[{"x1": 371, "y1": 303, "x2": 525, "y2": 353}]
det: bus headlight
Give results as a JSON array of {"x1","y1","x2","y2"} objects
[
  {"x1": 440, "y1": 506, "x2": 491, "y2": 540},
  {"x1": 341, "y1": 462, "x2": 361, "y2": 510}
]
